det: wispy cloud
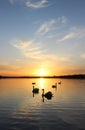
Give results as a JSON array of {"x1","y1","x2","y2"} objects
[
  {"x1": 36, "y1": 16, "x2": 68, "y2": 36},
  {"x1": 11, "y1": 39, "x2": 45, "y2": 59},
  {"x1": 11, "y1": 38, "x2": 71, "y2": 62},
  {"x1": 58, "y1": 16, "x2": 68, "y2": 24},
  {"x1": 58, "y1": 27, "x2": 85, "y2": 42},
  {"x1": 37, "y1": 19, "x2": 56, "y2": 35},
  {"x1": 11, "y1": 39, "x2": 32, "y2": 49},
  {"x1": 25, "y1": 0, "x2": 49, "y2": 9},
  {"x1": 58, "y1": 32, "x2": 76, "y2": 42},
  {"x1": 8, "y1": 0, "x2": 49, "y2": 9}
]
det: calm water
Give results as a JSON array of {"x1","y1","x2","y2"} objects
[{"x1": 0, "y1": 78, "x2": 85, "y2": 130}]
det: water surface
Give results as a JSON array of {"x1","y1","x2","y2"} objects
[{"x1": 0, "y1": 78, "x2": 85, "y2": 130}]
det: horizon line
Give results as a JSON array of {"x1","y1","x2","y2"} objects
[{"x1": 0, "y1": 74, "x2": 85, "y2": 79}]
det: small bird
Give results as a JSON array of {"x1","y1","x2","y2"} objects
[
  {"x1": 52, "y1": 83, "x2": 57, "y2": 88},
  {"x1": 42, "y1": 89, "x2": 53, "y2": 100},
  {"x1": 58, "y1": 81, "x2": 61, "y2": 84}
]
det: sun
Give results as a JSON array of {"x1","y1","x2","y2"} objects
[{"x1": 38, "y1": 69, "x2": 46, "y2": 76}]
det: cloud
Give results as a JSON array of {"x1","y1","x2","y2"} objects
[
  {"x1": 36, "y1": 16, "x2": 68, "y2": 36},
  {"x1": 37, "y1": 19, "x2": 56, "y2": 35},
  {"x1": 8, "y1": 0, "x2": 49, "y2": 9},
  {"x1": 25, "y1": 0, "x2": 49, "y2": 9},
  {"x1": 11, "y1": 38, "x2": 71, "y2": 62},
  {"x1": 58, "y1": 32, "x2": 76, "y2": 42},
  {"x1": 11, "y1": 39, "x2": 45, "y2": 59},
  {"x1": 58, "y1": 27, "x2": 85, "y2": 42},
  {"x1": 58, "y1": 16, "x2": 68, "y2": 24},
  {"x1": 11, "y1": 39, "x2": 32, "y2": 49}
]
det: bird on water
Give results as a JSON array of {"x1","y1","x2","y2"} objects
[
  {"x1": 42, "y1": 89, "x2": 53, "y2": 99},
  {"x1": 32, "y1": 82, "x2": 39, "y2": 93},
  {"x1": 52, "y1": 83, "x2": 57, "y2": 88}
]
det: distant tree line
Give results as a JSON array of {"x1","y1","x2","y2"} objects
[
  {"x1": 0, "y1": 74, "x2": 85, "y2": 79},
  {"x1": 0, "y1": 76, "x2": 3, "y2": 79},
  {"x1": 57, "y1": 74, "x2": 85, "y2": 79}
]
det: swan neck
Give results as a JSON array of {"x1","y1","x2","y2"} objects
[{"x1": 42, "y1": 89, "x2": 44, "y2": 95}]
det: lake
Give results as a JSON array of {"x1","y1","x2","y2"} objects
[{"x1": 0, "y1": 78, "x2": 85, "y2": 130}]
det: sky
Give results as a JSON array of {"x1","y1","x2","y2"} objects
[{"x1": 0, "y1": 0, "x2": 85, "y2": 76}]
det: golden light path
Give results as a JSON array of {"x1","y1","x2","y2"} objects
[{"x1": 39, "y1": 78, "x2": 45, "y2": 89}]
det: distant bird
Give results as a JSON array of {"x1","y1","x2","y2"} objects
[
  {"x1": 52, "y1": 83, "x2": 57, "y2": 88},
  {"x1": 32, "y1": 86, "x2": 39, "y2": 93},
  {"x1": 42, "y1": 89, "x2": 53, "y2": 99},
  {"x1": 58, "y1": 81, "x2": 61, "y2": 84}
]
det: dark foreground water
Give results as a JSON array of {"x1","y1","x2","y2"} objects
[{"x1": 0, "y1": 78, "x2": 85, "y2": 130}]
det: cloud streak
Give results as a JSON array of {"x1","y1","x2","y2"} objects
[
  {"x1": 37, "y1": 19, "x2": 56, "y2": 35},
  {"x1": 58, "y1": 16, "x2": 68, "y2": 24},
  {"x1": 36, "y1": 16, "x2": 68, "y2": 36},
  {"x1": 11, "y1": 38, "x2": 72, "y2": 63},
  {"x1": 25, "y1": 0, "x2": 49, "y2": 9},
  {"x1": 11, "y1": 39, "x2": 45, "y2": 59},
  {"x1": 58, "y1": 32, "x2": 76, "y2": 42},
  {"x1": 58, "y1": 28, "x2": 85, "y2": 42},
  {"x1": 8, "y1": 0, "x2": 49, "y2": 9},
  {"x1": 11, "y1": 39, "x2": 32, "y2": 49}
]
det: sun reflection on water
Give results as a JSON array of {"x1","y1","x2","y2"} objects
[{"x1": 39, "y1": 78, "x2": 45, "y2": 89}]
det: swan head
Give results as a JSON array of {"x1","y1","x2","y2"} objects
[{"x1": 32, "y1": 82, "x2": 36, "y2": 85}]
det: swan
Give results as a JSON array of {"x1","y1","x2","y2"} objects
[
  {"x1": 42, "y1": 89, "x2": 53, "y2": 99},
  {"x1": 32, "y1": 86, "x2": 39, "y2": 93},
  {"x1": 52, "y1": 83, "x2": 57, "y2": 88},
  {"x1": 58, "y1": 81, "x2": 61, "y2": 84}
]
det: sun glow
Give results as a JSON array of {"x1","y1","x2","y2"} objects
[{"x1": 38, "y1": 69, "x2": 46, "y2": 76}]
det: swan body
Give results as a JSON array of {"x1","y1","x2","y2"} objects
[
  {"x1": 32, "y1": 85, "x2": 39, "y2": 93},
  {"x1": 42, "y1": 89, "x2": 53, "y2": 99},
  {"x1": 52, "y1": 83, "x2": 57, "y2": 88},
  {"x1": 58, "y1": 81, "x2": 61, "y2": 84}
]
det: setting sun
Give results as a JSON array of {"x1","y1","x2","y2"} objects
[{"x1": 38, "y1": 69, "x2": 46, "y2": 76}]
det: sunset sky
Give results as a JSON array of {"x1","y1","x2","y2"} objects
[{"x1": 0, "y1": 0, "x2": 85, "y2": 76}]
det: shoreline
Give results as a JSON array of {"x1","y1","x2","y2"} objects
[{"x1": 0, "y1": 74, "x2": 85, "y2": 79}]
